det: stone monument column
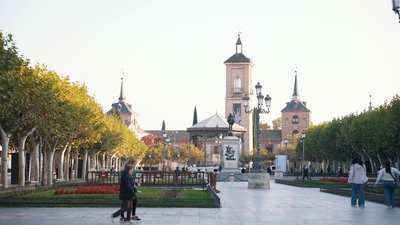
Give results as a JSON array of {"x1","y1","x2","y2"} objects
[{"x1": 221, "y1": 136, "x2": 241, "y2": 172}]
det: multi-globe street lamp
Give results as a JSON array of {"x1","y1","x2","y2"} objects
[
  {"x1": 242, "y1": 82, "x2": 272, "y2": 170},
  {"x1": 393, "y1": 0, "x2": 400, "y2": 23},
  {"x1": 301, "y1": 130, "x2": 306, "y2": 165},
  {"x1": 284, "y1": 137, "x2": 288, "y2": 172}
]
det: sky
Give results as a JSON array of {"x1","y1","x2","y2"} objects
[{"x1": 1, "y1": 0, "x2": 399, "y2": 131}]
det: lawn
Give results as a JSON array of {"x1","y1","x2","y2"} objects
[{"x1": 2, "y1": 186, "x2": 217, "y2": 208}]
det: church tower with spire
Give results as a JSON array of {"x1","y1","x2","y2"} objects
[
  {"x1": 224, "y1": 34, "x2": 253, "y2": 154},
  {"x1": 107, "y1": 77, "x2": 148, "y2": 139},
  {"x1": 281, "y1": 69, "x2": 312, "y2": 140}
]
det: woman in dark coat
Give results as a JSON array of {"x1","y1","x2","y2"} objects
[{"x1": 111, "y1": 163, "x2": 136, "y2": 223}]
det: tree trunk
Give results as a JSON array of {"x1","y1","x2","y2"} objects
[
  {"x1": 17, "y1": 127, "x2": 36, "y2": 186},
  {"x1": 65, "y1": 145, "x2": 71, "y2": 181},
  {"x1": 362, "y1": 149, "x2": 374, "y2": 173},
  {"x1": 46, "y1": 141, "x2": 57, "y2": 186},
  {"x1": 397, "y1": 152, "x2": 400, "y2": 171},
  {"x1": 0, "y1": 125, "x2": 13, "y2": 188},
  {"x1": 377, "y1": 153, "x2": 383, "y2": 168},
  {"x1": 58, "y1": 143, "x2": 68, "y2": 181},
  {"x1": 29, "y1": 134, "x2": 40, "y2": 182},
  {"x1": 75, "y1": 150, "x2": 79, "y2": 180},
  {"x1": 82, "y1": 149, "x2": 89, "y2": 180},
  {"x1": 42, "y1": 143, "x2": 47, "y2": 186}
]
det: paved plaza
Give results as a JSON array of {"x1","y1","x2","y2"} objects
[{"x1": 0, "y1": 181, "x2": 400, "y2": 225}]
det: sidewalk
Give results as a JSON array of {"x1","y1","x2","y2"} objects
[{"x1": 1, "y1": 181, "x2": 400, "y2": 225}]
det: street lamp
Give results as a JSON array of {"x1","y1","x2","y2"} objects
[
  {"x1": 177, "y1": 152, "x2": 180, "y2": 169},
  {"x1": 167, "y1": 142, "x2": 171, "y2": 171},
  {"x1": 149, "y1": 153, "x2": 152, "y2": 172},
  {"x1": 242, "y1": 82, "x2": 272, "y2": 170},
  {"x1": 301, "y1": 130, "x2": 306, "y2": 165},
  {"x1": 393, "y1": 0, "x2": 400, "y2": 23},
  {"x1": 284, "y1": 137, "x2": 288, "y2": 173},
  {"x1": 162, "y1": 131, "x2": 168, "y2": 171}
]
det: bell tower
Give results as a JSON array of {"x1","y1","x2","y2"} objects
[{"x1": 224, "y1": 34, "x2": 253, "y2": 154}]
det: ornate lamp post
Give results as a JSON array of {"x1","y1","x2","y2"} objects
[
  {"x1": 284, "y1": 137, "x2": 288, "y2": 172},
  {"x1": 149, "y1": 153, "x2": 152, "y2": 172},
  {"x1": 301, "y1": 130, "x2": 306, "y2": 165},
  {"x1": 393, "y1": 0, "x2": 400, "y2": 23},
  {"x1": 162, "y1": 131, "x2": 168, "y2": 171},
  {"x1": 242, "y1": 82, "x2": 272, "y2": 170}
]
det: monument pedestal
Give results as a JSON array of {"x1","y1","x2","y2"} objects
[{"x1": 248, "y1": 173, "x2": 270, "y2": 189}]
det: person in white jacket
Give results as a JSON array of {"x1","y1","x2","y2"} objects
[
  {"x1": 348, "y1": 157, "x2": 368, "y2": 207},
  {"x1": 374, "y1": 161, "x2": 400, "y2": 208}
]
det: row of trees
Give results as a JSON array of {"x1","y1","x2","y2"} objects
[
  {"x1": 294, "y1": 95, "x2": 400, "y2": 173},
  {"x1": 0, "y1": 31, "x2": 149, "y2": 188}
]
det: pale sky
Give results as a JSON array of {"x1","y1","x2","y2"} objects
[{"x1": 1, "y1": 0, "x2": 399, "y2": 130}]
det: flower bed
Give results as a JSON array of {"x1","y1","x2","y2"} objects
[
  {"x1": 54, "y1": 185, "x2": 120, "y2": 195},
  {"x1": 320, "y1": 178, "x2": 375, "y2": 183}
]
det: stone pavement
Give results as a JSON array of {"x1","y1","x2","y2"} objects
[{"x1": 1, "y1": 181, "x2": 400, "y2": 225}]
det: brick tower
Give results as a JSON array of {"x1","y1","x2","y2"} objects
[{"x1": 224, "y1": 35, "x2": 253, "y2": 154}]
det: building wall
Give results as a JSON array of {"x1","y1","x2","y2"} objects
[
  {"x1": 281, "y1": 111, "x2": 312, "y2": 140},
  {"x1": 225, "y1": 62, "x2": 253, "y2": 154}
]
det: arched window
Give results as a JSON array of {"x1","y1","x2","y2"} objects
[
  {"x1": 233, "y1": 77, "x2": 242, "y2": 93},
  {"x1": 292, "y1": 115, "x2": 299, "y2": 124},
  {"x1": 293, "y1": 130, "x2": 299, "y2": 135}
]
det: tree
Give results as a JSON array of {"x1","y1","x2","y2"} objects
[
  {"x1": 191, "y1": 107, "x2": 199, "y2": 146},
  {"x1": 272, "y1": 117, "x2": 282, "y2": 130},
  {"x1": 161, "y1": 120, "x2": 166, "y2": 131},
  {"x1": 259, "y1": 122, "x2": 271, "y2": 130},
  {"x1": 0, "y1": 31, "x2": 30, "y2": 188},
  {"x1": 175, "y1": 144, "x2": 203, "y2": 165},
  {"x1": 141, "y1": 134, "x2": 162, "y2": 146}
]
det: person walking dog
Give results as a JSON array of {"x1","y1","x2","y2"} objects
[{"x1": 348, "y1": 157, "x2": 368, "y2": 207}]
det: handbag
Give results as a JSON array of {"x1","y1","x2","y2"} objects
[{"x1": 389, "y1": 172, "x2": 398, "y2": 187}]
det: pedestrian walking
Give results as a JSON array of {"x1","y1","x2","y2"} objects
[
  {"x1": 120, "y1": 158, "x2": 141, "y2": 222},
  {"x1": 348, "y1": 157, "x2": 368, "y2": 207},
  {"x1": 110, "y1": 161, "x2": 136, "y2": 223},
  {"x1": 302, "y1": 163, "x2": 310, "y2": 181},
  {"x1": 374, "y1": 161, "x2": 400, "y2": 208}
]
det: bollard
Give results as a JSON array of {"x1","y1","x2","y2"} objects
[{"x1": 229, "y1": 173, "x2": 234, "y2": 182}]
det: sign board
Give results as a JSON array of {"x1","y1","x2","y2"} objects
[{"x1": 100, "y1": 173, "x2": 106, "y2": 178}]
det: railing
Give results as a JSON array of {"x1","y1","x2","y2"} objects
[
  {"x1": 86, "y1": 171, "x2": 215, "y2": 189},
  {"x1": 86, "y1": 171, "x2": 121, "y2": 185}
]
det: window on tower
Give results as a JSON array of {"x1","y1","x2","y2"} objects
[
  {"x1": 233, "y1": 77, "x2": 242, "y2": 93},
  {"x1": 292, "y1": 115, "x2": 299, "y2": 124}
]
